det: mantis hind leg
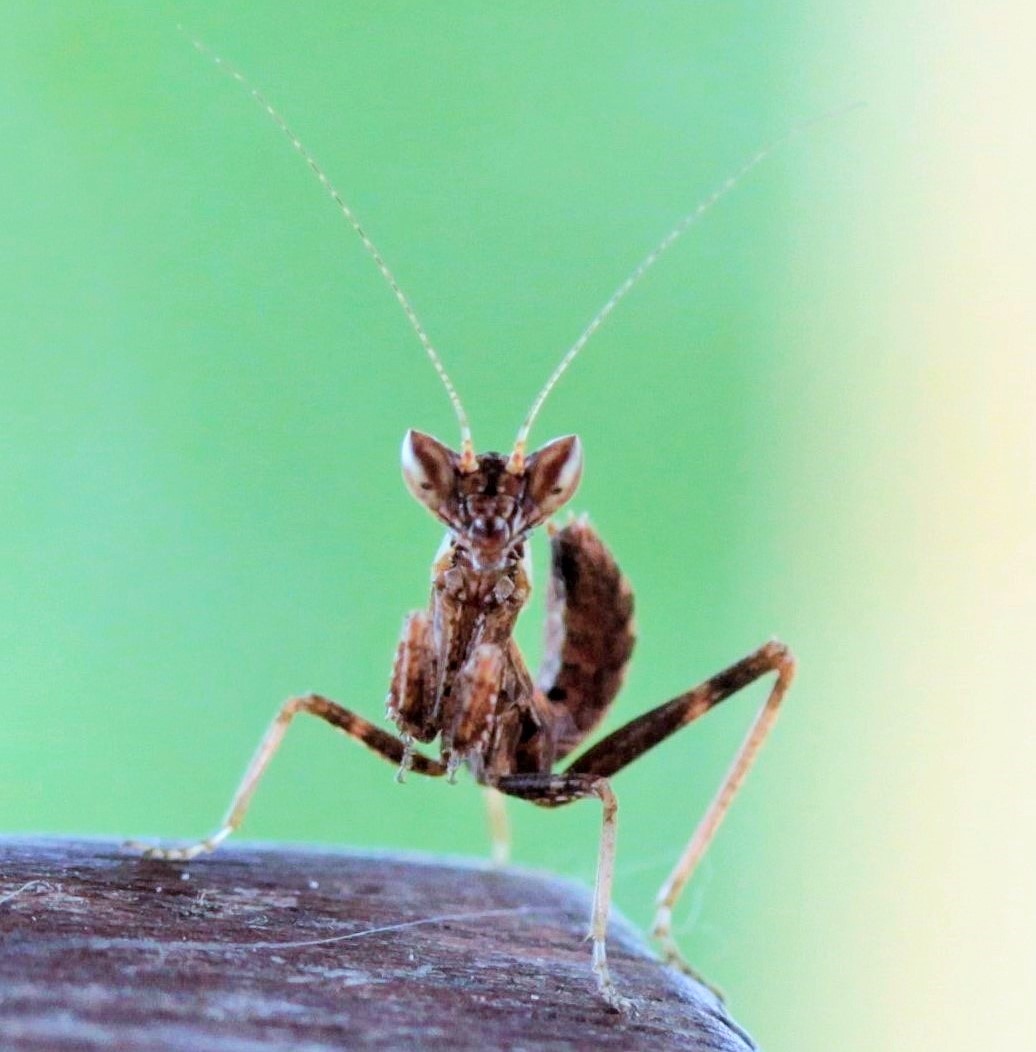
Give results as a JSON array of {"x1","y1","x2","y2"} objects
[
  {"x1": 482, "y1": 786, "x2": 511, "y2": 866},
  {"x1": 126, "y1": 693, "x2": 445, "y2": 861},
  {"x1": 493, "y1": 772, "x2": 627, "y2": 1013},
  {"x1": 566, "y1": 639, "x2": 795, "y2": 980}
]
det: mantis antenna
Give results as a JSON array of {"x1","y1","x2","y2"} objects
[
  {"x1": 182, "y1": 31, "x2": 477, "y2": 472},
  {"x1": 506, "y1": 103, "x2": 863, "y2": 473}
]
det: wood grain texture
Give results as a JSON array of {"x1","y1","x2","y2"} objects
[{"x1": 0, "y1": 838, "x2": 757, "y2": 1051}]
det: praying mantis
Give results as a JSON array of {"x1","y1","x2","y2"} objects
[{"x1": 128, "y1": 37, "x2": 801, "y2": 1012}]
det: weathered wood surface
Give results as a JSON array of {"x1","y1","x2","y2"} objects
[{"x1": 0, "y1": 838, "x2": 756, "y2": 1051}]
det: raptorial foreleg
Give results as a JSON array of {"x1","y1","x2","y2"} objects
[
  {"x1": 444, "y1": 643, "x2": 504, "y2": 783},
  {"x1": 386, "y1": 610, "x2": 436, "y2": 748}
]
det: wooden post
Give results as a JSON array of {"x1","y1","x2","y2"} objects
[{"x1": 0, "y1": 838, "x2": 756, "y2": 1050}]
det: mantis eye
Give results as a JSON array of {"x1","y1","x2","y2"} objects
[
  {"x1": 401, "y1": 430, "x2": 456, "y2": 517},
  {"x1": 523, "y1": 435, "x2": 583, "y2": 525}
]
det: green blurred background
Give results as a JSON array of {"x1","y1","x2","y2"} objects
[{"x1": 2, "y1": 3, "x2": 1033, "y2": 1049}]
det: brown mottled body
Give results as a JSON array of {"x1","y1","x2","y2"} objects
[
  {"x1": 540, "y1": 519, "x2": 636, "y2": 761},
  {"x1": 384, "y1": 444, "x2": 639, "y2": 788},
  {"x1": 390, "y1": 513, "x2": 633, "y2": 783}
]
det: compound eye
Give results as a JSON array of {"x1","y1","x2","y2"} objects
[
  {"x1": 401, "y1": 430, "x2": 456, "y2": 517},
  {"x1": 523, "y1": 435, "x2": 583, "y2": 525}
]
